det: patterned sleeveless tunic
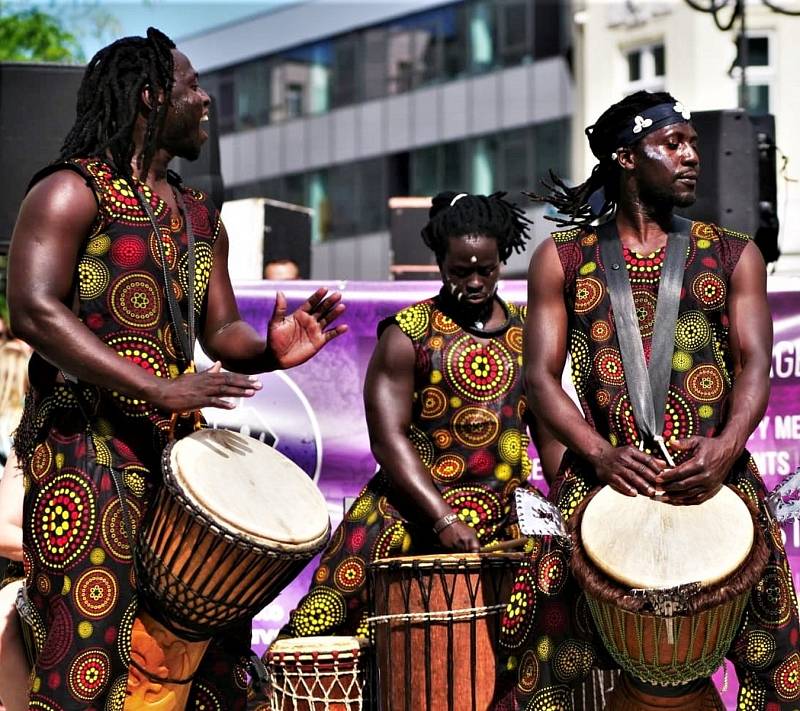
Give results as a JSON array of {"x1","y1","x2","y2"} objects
[
  {"x1": 502, "y1": 222, "x2": 800, "y2": 711},
  {"x1": 18, "y1": 158, "x2": 248, "y2": 710},
  {"x1": 279, "y1": 293, "x2": 536, "y2": 642}
]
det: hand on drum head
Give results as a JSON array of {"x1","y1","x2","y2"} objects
[
  {"x1": 265, "y1": 288, "x2": 348, "y2": 370},
  {"x1": 655, "y1": 436, "x2": 733, "y2": 505},
  {"x1": 148, "y1": 361, "x2": 262, "y2": 412},
  {"x1": 437, "y1": 520, "x2": 481, "y2": 553},
  {"x1": 591, "y1": 444, "x2": 665, "y2": 497}
]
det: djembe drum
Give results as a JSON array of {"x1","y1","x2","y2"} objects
[
  {"x1": 265, "y1": 636, "x2": 370, "y2": 711},
  {"x1": 368, "y1": 552, "x2": 521, "y2": 711},
  {"x1": 131, "y1": 428, "x2": 331, "y2": 710},
  {"x1": 571, "y1": 485, "x2": 769, "y2": 710}
]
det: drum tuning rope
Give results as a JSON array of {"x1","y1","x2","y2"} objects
[{"x1": 366, "y1": 603, "x2": 507, "y2": 627}]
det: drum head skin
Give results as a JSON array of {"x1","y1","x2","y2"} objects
[
  {"x1": 169, "y1": 429, "x2": 329, "y2": 552},
  {"x1": 581, "y1": 486, "x2": 754, "y2": 589},
  {"x1": 269, "y1": 636, "x2": 367, "y2": 660}
]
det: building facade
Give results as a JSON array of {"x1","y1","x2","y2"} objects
[{"x1": 179, "y1": 0, "x2": 574, "y2": 279}]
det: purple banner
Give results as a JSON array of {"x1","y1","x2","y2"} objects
[{"x1": 197, "y1": 278, "x2": 800, "y2": 707}]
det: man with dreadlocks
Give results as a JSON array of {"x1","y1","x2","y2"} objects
[
  {"x1": 270, "y1": 192, "x2": 535, "y2": 647},
  {"x1": 6, "y1": 28, "x2": 346, "y2": 710},
  {"x1": 506, "y1": 90, "x2": 800, "y2": 708}
]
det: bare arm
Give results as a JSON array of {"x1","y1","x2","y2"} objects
[
  {"x1": 526, "y1": 413, "x2": 565, "y2": 485},
  {"x1": 660, "y1": 241, "x2": 771, "y2": 502},
  {"x1": 8, "y1": 171, "x2": 259, "y2": 412},
  {"x1": 0, "y1": 452, "x2": 23, "y2": 562},
  {"x1": 200, "y1": 222, "x2": 346, "y2": 374},
  {"x1": 364, "y1": 325, "x2": 478, "y2": 551},
  {"x1": 524, "y1": 239, "x2": 662, "y2": 495}
]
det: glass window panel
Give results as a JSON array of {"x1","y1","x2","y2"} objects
[
  {"x1": 386, "y1": 27, "x2": 417, "y2": 94},
  {"x1": 745, "y1": 84, "x2": 770, "y2": 115},
  {"x1": 363, "y1": 28, "x2": 388, "y2": 100},
  {"x1": 748, "y1": 36, "x2": 770, "y2": 66},
  {"x1": 443, "y1": 4, "x2": 467, "y2": 79},
  {"x1": 534, "y1": 0, "x2": 564, "y2": 59},
  {"x1": 653, "y1": 44, "x2": 665, "y2": 77},
  {"x1": 307, "y1": 170, "x2": 329, "y2": 243},
  {"x1": 411, "y1": 145, "x2": 441, "y2": 196},
  {"x1": 533, "y1": 120, "x2": 570, "y2": 185},
  {"x1": 470, "y1": 136, "x2": 498, "y2": 194},
  {"x1": 442, "y1": 141, "x2": 465, "y2": 193},
  {"x1": 331, "y1": 34, "x2": 361, "y2": 108},
  {"x1": 627, "y1": 50, "x2": 641, "y2": 82},
  {"x1": 501, "y1": 128, "x2": 530, "y2": 193},
  {"x1": 470, "y1": 1, "x2": 496, "y2": 72},
  {"x1": 499, "y1": 0, "x2": 530, "y2": 67},
  {"x1": 235, "y1": 60, "x2": 270, "y2": 130},
  {"x1": 328, "y1": 163, "x2": 359, "y2": 238},
  {"x1": 735, "y1": 36, "x2": 770, "y2": 68},
  {"x1": 218, "y1": 77, "x2": 236, "y2": 133},
  {"x1": 357, "y1": 158, "x2": 387, "y2": 233}
]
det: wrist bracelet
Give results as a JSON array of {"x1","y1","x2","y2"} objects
[{"x1": 433, "y1": 513, "x2": 459, "y2": 535}]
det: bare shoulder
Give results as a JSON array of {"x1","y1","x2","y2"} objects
[
  {"x1": 375, "y1": 323, "x2": 416, "y2": 367},
  {"x1": 730, "y1": 241, "x2": 767, "y2": 291},
  {"x1": 21, "y1": 168, "x2": 98, "y2": 228}
]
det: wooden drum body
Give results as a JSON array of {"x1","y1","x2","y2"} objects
[
  {"x1": 571, "y1": 486, "x2": 769, "y2": 689},
  {"x1": 368, "y1": 552, "x2": 521, "y2": 711},
  {"x1": 136, "y1": 428, "x2": 331, "y2": 637},
  {"x1": 266, "y1": 636, "x2": 369, "y2": 711}
]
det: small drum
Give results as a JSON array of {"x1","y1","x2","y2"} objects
[
  {"x1": 368, "y1": 552, "x2": 521, "y2": 711},
  {"x1": 572, "y1": 485, "x2": 769, "y2": 691},
  {"x1": 265, "y1": 636, "x2": 370, "y2": 711},
  {"x1": 136, "y1": 428, "x2": 331, "y2": 637}
]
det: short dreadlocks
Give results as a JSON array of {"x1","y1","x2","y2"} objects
[
  {"x1": 60, "y1": 27, "x2": 176, "y2": 182},
  {"x1": 421, "y1": 192, "x2": 532, "y2": 263}
]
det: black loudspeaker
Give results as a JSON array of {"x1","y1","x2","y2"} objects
[
  {"x1": 389, "y1": 196, "x2": 438, "y2": 280},
  {"x1": 679, "y1": 109, "x2": 779, "y2": 263},
  {"x1": 262, "y1": 200, "x2": 312, "y2": 279},
  {"x1": 173, "y1": 97, "x2": 224, "y2": 211},
  {"x1": 0, "y1": 62, "x2": 85, "y2": 248}
]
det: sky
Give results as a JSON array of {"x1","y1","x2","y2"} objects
[{"x1": 18, "y1": 1, "x2": 297, "y2": 59}]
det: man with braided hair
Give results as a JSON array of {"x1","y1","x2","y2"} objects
[
  {"x1": 271, "y1": 191, "x2": 539, "y2": 652},
  {"x1": 7, "y1": 28, "x2": 346, "y2": 709},
  {"x1": 507, "y1": 90, "x2": 800, "y2": 708}
]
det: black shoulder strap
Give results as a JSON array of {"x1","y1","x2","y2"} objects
[{"x1": 598, "y1": 215, "x2": 691, "y2": 455}]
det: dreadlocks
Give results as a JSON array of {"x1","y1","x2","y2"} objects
[
  {"x1": 421, "y1": 191, "x2": 532, "y2": 263},
  {"x1": 60, "y1": 27, "x2": 176, "y2": 182},
  {"x1": 529, "y1": 90, "x2": 679, "y2": 228}
]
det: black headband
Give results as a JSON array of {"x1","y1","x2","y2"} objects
[{"x1": 611, "y1": 101, "x2": 692, "y2": 151}]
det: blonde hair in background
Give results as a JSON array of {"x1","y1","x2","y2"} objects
[{"x1": 0, "y1": 341, "x2": 30, "y2": 449}]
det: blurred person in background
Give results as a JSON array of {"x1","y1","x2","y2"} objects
[{"x1": 264, "y1": 258, "x2": 301, "y2": 280}]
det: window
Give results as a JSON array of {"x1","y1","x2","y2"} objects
[
  {"x1": 469, "y1": 1, "x2": 496, "y2": 72},
  {"x1": 286, "y1": 83, "x2": 303, "y2": 119},
  {"x1": 624, "y1": 42, "x2": 665, "y2": 92},
  {"x1": 498, "y1": 0, "x2": 532, "y2": 67},
  {"x1": 331, "y1": 34, "x2": 361, "y2": 108},
  {"x1": 733, "y1": 34, "x2": 774, "y2": 115},
  {"x1": 533, "y1": 120, "x2": 570, "y2": 187},
  {"x1": 235, "y1": 60, "x2": 270, "y2": 129},
  {"x1": 534, "y1": 0, "x2": 566, "y2": 59}
]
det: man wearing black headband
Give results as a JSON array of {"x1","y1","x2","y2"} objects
[{"x1": 504, "y1": 91, "x2": 799, "y2": 708}]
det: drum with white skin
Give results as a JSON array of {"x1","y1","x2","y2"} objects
[{"x1": 572, "y1": 485, "x2": 769, "y2": 699}]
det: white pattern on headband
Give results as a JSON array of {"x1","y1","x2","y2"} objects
[
  {"x1": 632, "y1": 115, "x2": 654, "y2": 134},
  {"x1": 674, "y1": 102, "x2": 691, "y2": 120},
  {"x1": 450, "y1": 193, "x2": 468, "y2": 207}
]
